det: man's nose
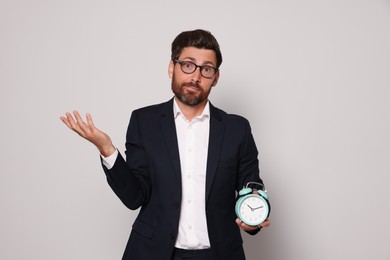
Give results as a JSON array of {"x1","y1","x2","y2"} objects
[{"x1": 192, "y1": 67, "x2": 202, "y2": 82}]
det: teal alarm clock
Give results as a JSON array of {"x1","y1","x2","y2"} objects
[{"x1": 235, "y1": 182, "x2": 271, "y2": 226}]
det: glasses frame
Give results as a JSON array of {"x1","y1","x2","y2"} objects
[{"x1": 174, "y1": 59, "x2": 219, "y2": 79}]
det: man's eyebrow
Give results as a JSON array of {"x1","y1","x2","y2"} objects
[{"x1": 180, "y1": 57, "x2": 216, "y2": 67}]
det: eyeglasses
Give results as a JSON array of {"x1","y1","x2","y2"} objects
[{"x1": 174, "y1": 59, "x2": 218, "y2": 79}]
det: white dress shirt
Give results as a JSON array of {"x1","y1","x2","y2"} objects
[
  {"x1": 173, "y1": 99, "x2": 211, "y2": 249},
  {"x1": 101, "y1": 99, "x2": 211, "y2": 249}
]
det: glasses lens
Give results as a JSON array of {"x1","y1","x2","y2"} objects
[
  {"x1": 201, "y1": 66, "x2": 216, "y2": 78},
  {"x1": 180, "y1": 61, "x2": 196, "y2": 73}
]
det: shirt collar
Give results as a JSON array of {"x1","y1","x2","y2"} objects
[{"x1": 173, "y1": 98, "x2": 210, "y2": 120}]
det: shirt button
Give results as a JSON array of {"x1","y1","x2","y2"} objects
[
  {"x1": 188, "y1": 226, "x2": 192, "y2": 230},
  {"x1": 188, "y1": 200, "x2": 191, "y2": 204}
]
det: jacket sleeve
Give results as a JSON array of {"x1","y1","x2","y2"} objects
[
  {"x1": 101, "y1": 110, "x2": 151, "y2": 210},
  {"x1": 236, "y1": 118, "x2": 263, "y2": 192},
  {"x1": 236, "y1": 119, "x2": 264, "y2": 236}
]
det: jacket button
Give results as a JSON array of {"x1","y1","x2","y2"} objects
[{"x1": 169, "y1": 233, "x2": 176, "y2": 240}]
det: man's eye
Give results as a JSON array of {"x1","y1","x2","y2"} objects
[
  {"x1": 203, "y1": 67, "x2": 212, "y2": 73},
  {"x1": 183, "y1": 62, "x2": 193, "y2": 68}
]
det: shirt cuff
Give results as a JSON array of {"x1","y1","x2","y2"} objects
[{"x1": 100, "y1": 149, "x2": 119, "y2": 170}]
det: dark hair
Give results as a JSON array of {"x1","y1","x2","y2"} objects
[{"x1": 171, "y1": 29, "x2": 223, "y2": 68}]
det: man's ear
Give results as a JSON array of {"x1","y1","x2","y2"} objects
[
  {"x1": 212, "y1": 70, "x2": 220, "y2": 87},
  {"x1": 168, "y1": 60, "x2": 175, "y2": 79}
]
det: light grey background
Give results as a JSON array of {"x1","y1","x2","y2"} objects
[{"x1": 1, "y1": 0, "x2": 389, "y2": 259}]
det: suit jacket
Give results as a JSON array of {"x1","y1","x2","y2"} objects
[{"x1": 102, "y1": 99, "x2": 263, "y2": 260}]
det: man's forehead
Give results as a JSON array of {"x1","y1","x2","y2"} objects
[{"x1": 178, "y1": 47, "x2": 217, "y2": 65}]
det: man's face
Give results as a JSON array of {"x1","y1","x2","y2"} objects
[{"x1": 169, "y1": 47, "x2": 220, "y2": 107}]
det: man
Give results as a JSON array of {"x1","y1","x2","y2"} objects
[{"x1": 61, "y1": 29, "x2": 270, "y2": 260}]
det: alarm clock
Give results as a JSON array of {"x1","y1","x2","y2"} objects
[{"x1": 235, "y1": 182, "x2": 271, "y2": 226}]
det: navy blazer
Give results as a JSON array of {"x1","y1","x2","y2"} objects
[{"x1": 102, "y1": 99, "x2": 262, "y2": 260}]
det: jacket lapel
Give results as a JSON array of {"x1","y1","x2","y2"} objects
[
  {"x1": 160, "y1": 99, "x2": 182, "y2": 184},
  {"x1": 205, "y1": 103, "x2": 225, "y2": 202}
]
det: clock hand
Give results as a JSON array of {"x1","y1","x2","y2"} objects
[
  {"x1": 253, "y1": 206, "x2": 264, "y2": 211},
  {"x1": 247, "y1": 205, "x2": 254, "y2": 211}
]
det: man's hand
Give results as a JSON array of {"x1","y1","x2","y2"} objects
[
  {"x1": 60, "y1": 111, "x2": 116, "y2": 157},
  {"x1": 235, "y1": 218, "x2": 270, "y2": 232}
]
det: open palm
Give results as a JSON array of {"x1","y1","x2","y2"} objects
[{"x1": 60, "y1": 111, "x2": 115, "y2": 157}]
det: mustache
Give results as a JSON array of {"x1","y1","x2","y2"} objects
[{"x1": 183, "y1": 82, "x2": 200, "y2": 89}]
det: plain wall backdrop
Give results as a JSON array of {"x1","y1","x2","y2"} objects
[{"x1": 1, "y1": 0, "x2": 389, "y2": 259}]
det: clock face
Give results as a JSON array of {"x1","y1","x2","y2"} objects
[{"x1": 237, "y1": 194, "x2": 269, "y2": 226}]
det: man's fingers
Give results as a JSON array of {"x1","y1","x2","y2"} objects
[
  {"x1": 235, "y1": 218, "x2": 255, "y2": 231},
  {"x1": 62, "y1": 111, "x2": 86, "y2": 137},
  {"x1": 259, "y1": 219, "x2": 270, "y2": 228},
  {"x1": 65, "y1": 112, "x2": 78, "y2": 129},
  {"x1": 235, "y1": 217, "x2": 268, "y2": 231},
  {"x1": 86, "y1": 113, "x2": 96, "y2": 131},
  {"x1": 61, "y1": 111, "x2": 107, "y2": 148},
  {"x1": 60, "y1": 116, "x2": 71, "y2": 128},
  {"x1": 73, "y1": 111, "x2": 85, "y2": 127},
  {"x1": 73, "y1": 110, "x2": 91, "y2": 134},
  {"x1": 241, "y1": 222, "x2": 256, "y2": 230}
]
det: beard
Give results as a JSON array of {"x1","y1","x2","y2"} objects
[{"x1": 171, "y1": 74, "x2": 211, "y2": 106}]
